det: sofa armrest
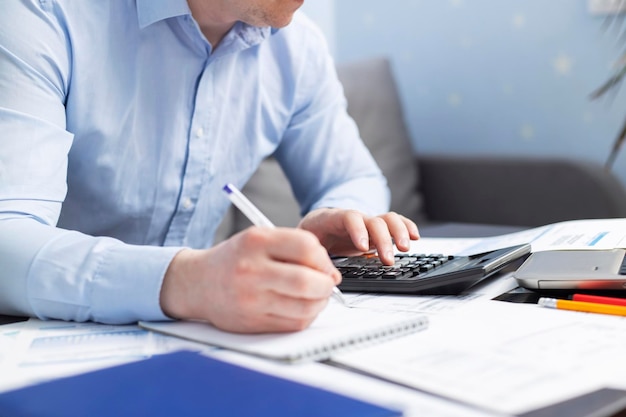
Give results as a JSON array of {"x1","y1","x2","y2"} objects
[{"x1": 417, "y1": 155, "x2": 626, "y2": 227}]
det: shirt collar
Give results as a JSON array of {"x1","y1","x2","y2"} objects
[
  {"x1": 136, "y1": 0, "x2": 280, "y2": 45},
  {"x1": 136, "y1": 0, "x2": 191, "y2": 29}
]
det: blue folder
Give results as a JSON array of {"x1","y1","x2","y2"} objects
[{"x1": 0, "y1": 350, "x2": 402, "y2": 417}]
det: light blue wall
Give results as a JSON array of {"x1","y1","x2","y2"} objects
[
  {"x1": 300, "y1": 1, "x2": 335, "y2": 55},
  {"x1": 308, "y1": 0, "x2": 626, "y2": 185}
]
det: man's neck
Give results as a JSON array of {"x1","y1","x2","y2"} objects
[{"x1": 187, "y1": 0, "x2": 236, "y2": 48}]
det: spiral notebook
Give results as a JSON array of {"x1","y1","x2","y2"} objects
[{"x1": 139, "y1": 304, "x2": 427, "y2": 363}]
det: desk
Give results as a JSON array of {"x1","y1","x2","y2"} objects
[
  {"x1": 2, "y1": 288, "x2": 626, "y2": 417},
  {"x1": 0, "y1": 316, "x2": 498, "y2": 417},
  {"x1": 2, "y1": 220, "x2": 626, "y2": 416}
]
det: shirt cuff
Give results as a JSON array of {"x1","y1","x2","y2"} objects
[{"x1": 90, "y1": 244, "x2": 184, "y2": 323}]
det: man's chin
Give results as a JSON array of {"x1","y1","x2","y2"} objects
[{"x1": 271, "y1": 17, "x2": 294, "y2": 28}]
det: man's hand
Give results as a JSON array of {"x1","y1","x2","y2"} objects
[
  {"x1": 159, "y1": 227, "x2": 341, "y2": 333},
  {"x1": 298, "y1": 208, "x2": 420, "y2": 265}
]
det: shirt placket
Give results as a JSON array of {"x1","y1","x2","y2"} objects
[{"x1": 163, "y1": 62, "x2": 213, "y2": 246}]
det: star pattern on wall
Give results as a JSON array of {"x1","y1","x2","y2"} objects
[
  {"x1": 520, "y1": 124, "x2": 536, "y2": 140},
  {"x1": 448, "y1": 93, "x2": 462, "y2": 107},
  {"x1": 512, "y1": 13, "x2": 526, "y2": 29},
  {"x1": 553, "y1": 53, "x2": 573, "y2": 75},
  {"x1": 327, "y1": 0, "x2": 626, "y2": 183}
]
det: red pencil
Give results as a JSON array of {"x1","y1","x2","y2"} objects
[{"x1": 572, "y1": 294, "x2": 626, "y2": 307}]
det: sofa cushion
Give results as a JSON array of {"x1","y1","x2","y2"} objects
[
  {"x1": 336, "y1": 57, "x2": 425, "y2": 224},
  {"x1": 213, "y1": 57, "x2": 425, "y2": 242}
]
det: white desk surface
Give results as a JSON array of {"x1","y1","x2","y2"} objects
[
  {"x1": 3, "y1": 285, "x2": 626, "y2": 417},
  {"x1": 3, "y1": 219, "x2": 626, "y2": 416}
]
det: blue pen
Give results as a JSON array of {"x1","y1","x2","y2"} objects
[{"x1": 223, "y1": 183, "x2": 348, "y2": 306}]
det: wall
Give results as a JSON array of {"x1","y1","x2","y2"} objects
[
  {"x1": 300, "y1": 0, "x2": 335, "y2": 55},
  {"x1": 319, "y1": 0, "x2": 626, "y2": 185}
]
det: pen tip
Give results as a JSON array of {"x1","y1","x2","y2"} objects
[{"x1": 223, "y1": 183, "x2": 233, "y2": 194}]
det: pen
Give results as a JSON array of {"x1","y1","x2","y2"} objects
[
  {"x1": 538, "y1": 297, "x2": 626, "y2": 317},
  {"x1": 222, "y1": 183, "x2": 348, "y2": 307},
  {"x1": 572, "y1": 293, "x2": 626, "y2": 307}
]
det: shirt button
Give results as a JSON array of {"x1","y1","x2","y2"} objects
[
  {"x1": 195, "y1": 127, "x2": 204, "y2": 137},
  {"x1": 182, "y1": 197, "x2": 193, "y2": 210}
]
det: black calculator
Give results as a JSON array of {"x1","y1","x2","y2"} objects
[{"x1": 334, "y1": 244, "x2": 531, "y2": 295}]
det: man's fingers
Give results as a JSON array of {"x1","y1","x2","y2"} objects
[
  {"x1": 236, "y1": 311, "x2": 322, "y2": 334},
  {"x1": 378, "y1": 212, "x2": 420, "y2": 253},
  {"x1": 225, "y1": 288, "x2": 330, "y2": 333},
  {"x1": 365, "y1": 216, "x2": 395, "y2": 264},
  {"x1": 245, "y1": 227, "x2": 339, "y2": 279},
  {"x1": 255, "y1": 261, "x2": 339, "y2": 299},
  {"x1": 341, "y1": 210, "x2": 370, "y2": 251},
  {"x1": 345, "y1": 212, "x2": 420, "y2": 265}
]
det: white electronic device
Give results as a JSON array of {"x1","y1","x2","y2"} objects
[{"x1": 513, "y1": 249, "x2": 626, "y2": 290}]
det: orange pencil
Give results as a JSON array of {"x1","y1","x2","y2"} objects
[
  {"x1": 572, "y1": 293, "x2": 626, "y2": 307},
  {"x1": 538, "y1": 297, "x2": 626, "y2": 317}
]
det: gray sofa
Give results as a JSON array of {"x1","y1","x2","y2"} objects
[{"x1": 215, "y1": 57, "x2": 626, "y2": 242}]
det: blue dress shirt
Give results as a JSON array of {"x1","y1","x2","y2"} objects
[{"x1": 0, "y1": 0, "x2": 389, "y2": 323}]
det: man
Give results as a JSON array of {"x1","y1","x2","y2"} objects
[{"x1": 0, "y1": 0, "x2": 419, "y2": 333}]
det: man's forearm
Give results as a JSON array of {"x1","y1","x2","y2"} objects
[{"x1": 0, "y1": 218, "x2": 182, "y2": 323}]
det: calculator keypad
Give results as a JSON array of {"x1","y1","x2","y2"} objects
[{"x1": 334, "y1": 253, "x2": 455, "y2": 281}]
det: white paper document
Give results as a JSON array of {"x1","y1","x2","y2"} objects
[
  {"x1": 211, "y1": 349, "x2": 504, "y2": 417},
  {"x1": 332, "y1": 300, "x2": 626, "y2": 415},
  {"x1": 344, "y1": 292, "x2": 480, "y2": 314},
  {"x1": 408, "y1": 218, "x2": 626, "y2": 257},
  {"x1": 0, "y1": 319, "x2": 209, "y2": 392},
  {"x1": 343, "y1": 270, "x2": 519, "y2": 315}
]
